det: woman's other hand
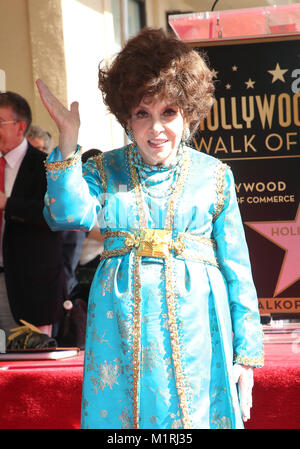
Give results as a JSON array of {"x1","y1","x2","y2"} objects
[
  {"x1": 233, "y1": 363, "x2": 254, "y2": 422},
  {"x1": 36, "y1": 79, "x2": 80, "y2": 159}
]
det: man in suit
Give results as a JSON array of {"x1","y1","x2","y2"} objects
[{"x1": 0, "y1": 91, "x2": 66, "y2": 337}]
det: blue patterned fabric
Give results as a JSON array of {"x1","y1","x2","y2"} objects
[{"x1": 44, "y1": 144, "x2": 263, "y2": 429}]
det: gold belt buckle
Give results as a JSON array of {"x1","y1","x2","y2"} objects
[{"x1": 136, "y1": 229, "x2": 172, "y2": 259}]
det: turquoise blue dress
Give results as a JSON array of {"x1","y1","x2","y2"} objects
[{"x1": 44, "y1": 143, "x2": 264, "y2": 429}]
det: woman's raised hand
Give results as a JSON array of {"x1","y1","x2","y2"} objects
[{"x1": 36, "y1": 79, "x2": 80, "y2": 159}]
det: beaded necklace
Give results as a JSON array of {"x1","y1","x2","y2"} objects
[{"x1": 130, "y1": 143, "x2": 185, "y2": 199}]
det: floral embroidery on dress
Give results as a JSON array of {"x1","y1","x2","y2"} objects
[
  {"x1": 49, "y1": 173, "x2": 59, "y2": 181},
  {"x1": 83, "y1": 158, "x2": 101, "y2": 181},
  {"x1": 86, "y1": 350, "x2": 96, "y2": 372},
  {"x1": 142, "y1": 341, "x2": 160, "y2": 373},
  {"x1": 164, "y1": 356, "x2": 174, "y2": 380},
  {"x1": 170, "y1": 411, "x2": 183, "y2": 429},
  {"x1": 150, "y1": 416, "x2": 158, "y2": 425},
  {"x1": 117, "y1": 312, "x2": 131, "y2": 341},
  {"x1": 87, "y1": 302, "x2": 96, "y2": 327},
  {"x1": 119, "y1": 406, "x2": 132, "y2": 429},
  {"x1": 211, "y1": 410, "x2": 232, "y2": 429},
  {"x1": 82, "y1": 399, "x2": 89, "y2": 417},
  {"x1": 211, "y1": 386, "x2": 228, "y2": 404},
  {"x1": 91, "y1": 360, "x2": 121, "y2": 393},
  {"x1": 100, "y1": 260, "x2": 115, "y2": 295},
  {"x1": 100, "y1": 409, "x2": 108, "y2": 418},
  {"x1": 91, "y1": 327, "x2": 113, "y2": 349},
  {"x1": 146, "y1": 385, "x2": 169, "y2": 406},
  {"x1": 106, "y1": 310, "x2": 114, "y2": 319}
]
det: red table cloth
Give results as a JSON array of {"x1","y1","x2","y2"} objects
[{"x1": 0, "y1": 352, "x2": 84, "y2": 429}]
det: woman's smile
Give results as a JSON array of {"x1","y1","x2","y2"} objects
[{"x1": 148, "y1": 138, "x2": 169, "y2": 148}]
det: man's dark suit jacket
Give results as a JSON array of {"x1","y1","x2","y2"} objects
[{"x1": 3, "y1": 142, "x2": 66, "y2": 326}]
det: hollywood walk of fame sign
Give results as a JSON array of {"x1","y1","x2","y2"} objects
[{"x1": 192, "y1": 37, "x2": 300, "y2": 315}]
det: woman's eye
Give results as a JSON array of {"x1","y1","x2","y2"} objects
[
  {"x1": 164, "y1": 108, "x2": 177, "y2": 117},
  {"x1": 135, "y1": 110, "x2": 148, "y2": 119}
]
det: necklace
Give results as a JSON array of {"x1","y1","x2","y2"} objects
[{"x1": 130, "y1": 143, "x2": 185, "y2": 199}]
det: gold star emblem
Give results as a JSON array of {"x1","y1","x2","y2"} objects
[
  {"x1": 232, "y1": 65, "x2": 238, "y2": 71},
  {"x1": 225, "y1": 84, "x2": 231, "y2": 90},
  {"x1": 245, "y1": 78, "x2": 255, "y2": 89},
  {"x1": 267, "y1": 63, "x2": 288, "y2": 83}
]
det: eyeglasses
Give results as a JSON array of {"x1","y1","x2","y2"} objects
[{"x1": 0, "y1": 120, "x2": 19, "y2": 126}]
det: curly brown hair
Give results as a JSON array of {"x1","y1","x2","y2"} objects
[{"x1": 98, "y1": 28, "x2": 214, "y2": 137}]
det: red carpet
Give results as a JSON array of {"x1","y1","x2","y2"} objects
[{"x1": 0, "y1": 324, "x2": 299, "y2": 429}]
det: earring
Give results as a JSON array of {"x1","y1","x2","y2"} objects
[
  {"x1": 126, "y1": 127, "x2": 135, "y2": 142},
  {"x1": 182, "y1": 127, "x2": 190, "y2": 144}
]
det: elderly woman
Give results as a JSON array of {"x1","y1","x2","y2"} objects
[{"x1": 37, "y1": 28, "x2": 263, "y2": 430}]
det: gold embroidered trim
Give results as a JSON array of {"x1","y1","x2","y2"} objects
[
  {"x1": 179, "y1": 232, "x2": 217, "y2": 249},
  {"x1": 101, "y1": 247, "x2": 131, "y2": 260},
  {"x1": 93, "y1": 153, "x2": 107, "y2": 194},
  {"x1": 212, "y1": 162, "x2": 227, "y2": 223},
  {"x1": 234, "y1": 325, "x2": 264, "y2": 368},
  {"x1": 99, "y1": 231, "x2": 133, "y2": 260},
  {"x1": 128, "y1": 144, "x2": 191, "y2": 429},
  {"x1": 165, "y1": 150, "x2": 190, "y2": 231},
  {"x1": 44, "y1": 148, "x2": 82, "y2": 172},
  {"x1": 103, "y1": 230, "x2": 130, "y2": 238},
  {"x1": 165, "y1": 255, "x2": 191, "y2": 429},
  {"x1": 132, "y1": 253, "x2": 142, "y2": 429},
  {"x1": 128, "y1": 146, "x2": 147, "y2": 229},
  {"x1": 233, "y1": 353, "x2": 264, "y2": 368},
  {"x1": 178, "y1": 251, "x2": 219, "y2": 267}
]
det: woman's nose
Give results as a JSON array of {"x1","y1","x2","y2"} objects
[{"x1": 150, "y1": 118, "x2": 164, "y2": 133}]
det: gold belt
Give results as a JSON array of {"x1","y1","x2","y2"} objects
[{"x1": 101, "y1": 229, "x2": 219, "y2": 267}]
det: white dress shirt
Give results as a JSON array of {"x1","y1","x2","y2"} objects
[{"x1": 0, "y1": 138, "x2": 28, "y2": 266}]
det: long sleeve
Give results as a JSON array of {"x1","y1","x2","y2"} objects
[
  {"x1": 43, "y1": 147, "x2": 103, "y2": 232},
  {"x1": 213, "y1": 165, "x2": 264, "y2": 368}
]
